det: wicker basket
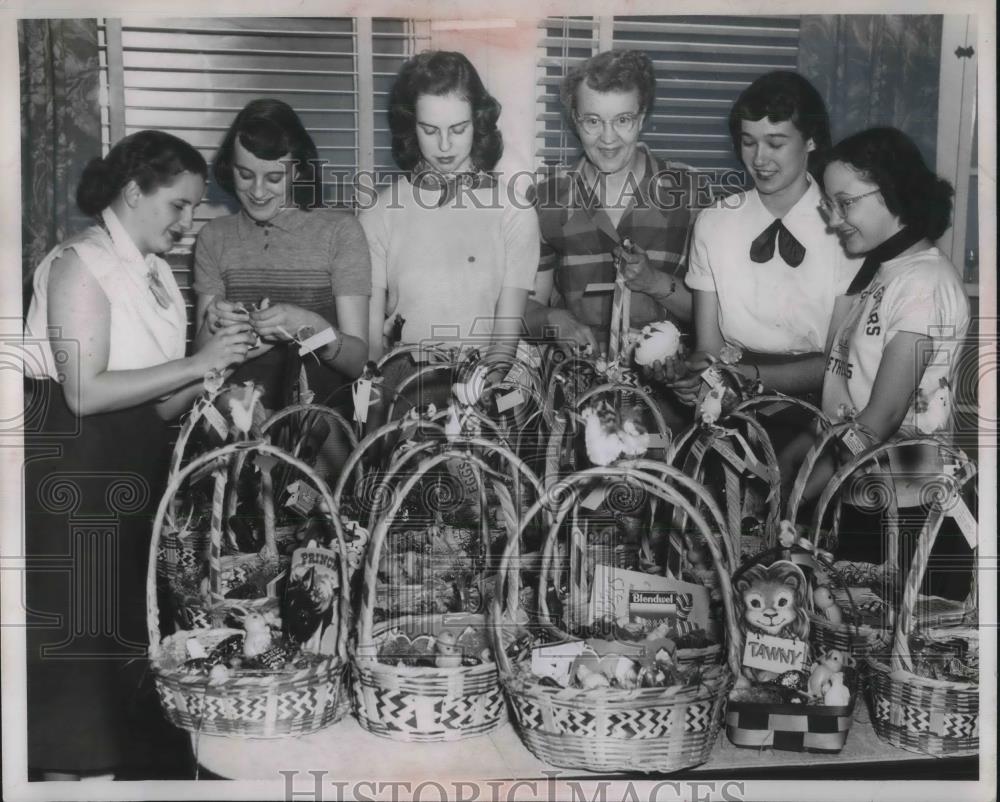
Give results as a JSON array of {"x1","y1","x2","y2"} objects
[
  {"x1": 491, "y1": 464, "x2": 742, "y2": 773},
  {"x1": 725, "y1": 667, "x2": 859, "y2": 753},
  {"x1": 352, "y1": 437, "x2": 545, "y2": 741},
  {"x1": 147, "y1": 441, "x2": 352, "y2": 738},
  {"x1": 860, "y1": 443, "x2": 979, "y2": 757},
  {"x1": 667, "y1": 411, "x2": 781, "y2": 560},
  {"x1": 725, "y1": 541, "x2": 862, "y2": 753}
]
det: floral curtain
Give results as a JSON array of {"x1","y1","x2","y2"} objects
[
  {"x1": 19, "y1": 19, "x2": 102, "y2": 300},
  {"x1": 797, "y1": 15, "x2": 942, "y2": 168}
]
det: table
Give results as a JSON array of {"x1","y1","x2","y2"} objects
[{"x1": 193, "y1": 711, "x2": 977, "y2": 783}]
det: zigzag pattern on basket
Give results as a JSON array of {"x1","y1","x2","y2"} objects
[
  {"x1": 685, "y1": 701, "x2": 712, "y2": 732},
  {"x1": 606, "y1": 709, "x2": 672, "y2": 738},
  {"x1": 508, "y1": 694, "x2": 714, "y2": 739},
  {"x1": 440, "y1": 686, "x2": 505, "y2": 730},
  {"x1": 878, "y1": 700, "x2": 979, "y2": 738},
  {"x1": 276, "y1": 682, "x2": 336, "y2": 721}
]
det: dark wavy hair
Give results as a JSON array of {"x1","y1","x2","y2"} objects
[
  {"x1": 728, "y1": 71, "x2": 831, "y2": 179},
  {"x1": 560, "y1": 50, "x2": 657, "y2": 122},
  {"x1": 76, "y1": 130, "x2": 207, "y2": 217},
  {"x1": 822, "y1": 127, "x2": 954, "y2": 241},
  {"x1": 388, "y1": 51, "x2": 503, "y2": 173},
  {"x1": 213, "y1": 99, "x2": 321, "y2": 209}
]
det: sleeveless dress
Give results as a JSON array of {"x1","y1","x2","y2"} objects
[{"x1": 22, "y1": 209, "x2": 188, "y2": 772}]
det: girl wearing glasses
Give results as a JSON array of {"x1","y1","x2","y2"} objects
[
  {"x1": 361, "y1": 51, "x2": 539, "y2": 383},
  {"x1": 23, "y1": 131, "x2": 255, "y2": 779},
  {"x1": 817, "y1": 127, "x2": 969, "y2": 468},
  {"x1": 789, "y1": 127, "x2": 971, "y2": 601},
  {"x1": 663, "y1": 71, "x2": 861, "y2": 403}
]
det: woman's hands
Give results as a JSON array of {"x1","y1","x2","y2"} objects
[
  {"x1": 193, "y1": 321, "x2": 257, "y2": 374},
  {"x1": 642, "y1": 350, "x2": 714, "y2": 406},
  {"x1": 249, "y1": 303, "x2": 327, "y2": 343}
]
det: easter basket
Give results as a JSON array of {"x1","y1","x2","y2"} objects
[
  {"x1": 667, "y1": 407, "x2": 781, "y2": 562},
  {"x1": 157, "y1": 378, "x2": 265, "y2": 581},
  {"x1": 147, "y1": 441, "x2": 352, "y2": 738},
  {"x1": 491, "y1": 463, "x2": 741, "y2": 773},
  {"x1": 724, "y1": 540, "x2": 862, "y2": 753},
  {"x1": 351, "y1": 438, "x2": 545, "y2": 741},
  {"x1": 861, "y1": 443, "x2": 979, "y2": 757}
]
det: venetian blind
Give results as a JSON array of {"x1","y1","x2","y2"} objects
[
  {"x1": 98, "y1": 17, "x2": 427, "y2": 328},
  {"x1": 537, "y1": 15, "x2": 802, "y2": 181}
]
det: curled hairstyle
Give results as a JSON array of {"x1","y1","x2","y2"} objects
[
  {"x1": 388, "y1": 51, "x2": 503, "y2": 173},
  {"x1": 76, "y1": 130, "x2": 207, "y2": 218},
  {"x1": 728, "y1": 71, "x2": 831, "y2": 179},
  {"x1": 823, "y1": 127, "x2": 954, "y2": 241},
  {"x1": 213, "y1": 99, "x2": 321, "y2": 210},
  {"x1": 560, "y1": 50, "x2": 657, "y2": 121}
]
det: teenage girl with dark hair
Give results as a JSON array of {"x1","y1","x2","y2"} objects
[
  {"x1": 23, "y1": 130, "x2": 255, "y2": 778},
  {"x1": 790, "y1": 126, "x2": 970, "y2": 500},
  {"x1": 195, "y1": 98, "x2": 371, "y2": 409},
  {"x1": 361, "y1": 51, "x2": 539, "y2": 365},
  {"x1": 661, "y1": 71, "x2": 862, "y2": 401}
]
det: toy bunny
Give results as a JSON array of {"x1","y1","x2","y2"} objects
[
  {"x1": 434, "y1": 630, "x2": 463, "y2": 668},
  {"x1": 241, "y1": 609, "x2": 274, "y2": 659},
  {"x1": 813, "y1": 586, "x2": 844, "y2": 625},
  {"x1": 823, "y1": 672, "x2": 851, "y2": 706},
  {"x1": 808, "y1": 649, "x2": 844, "y2": 699}
]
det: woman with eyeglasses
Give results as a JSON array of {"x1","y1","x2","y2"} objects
[
  {"x1": 661, "y1": 71, "x2": 861, "y2": 403},
  {"x1": 792, "y1": 127, "x2": 970, "y2": 496},
  {"x1": 786, "y1": 126, "x2": 972, "y2": 601},
  {"x1": 361, "y1": 51, "x2": 539, "y2": 386}
]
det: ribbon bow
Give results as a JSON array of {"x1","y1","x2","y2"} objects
[
  {"x1": 749, "y1": 219, "x2": 806, "y2": 268},
  {"x1": 411, "y1": 162, "x2": 497, "y2": 208}
]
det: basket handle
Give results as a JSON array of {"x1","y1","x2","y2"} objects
[
  {"x1": 386, "y1": 362, "x2": 455, "y2": 423},
  {"x1": 491, "y1": 466, "x2": 743, "y2": 680},
  {"x1": 786, "y1": 421, "x2": 858, "y2": 526},
  {"x1": 355, "y1": 438, "x2": 545, "y2": 652},
  {"x1": 147, "y1": 441, "x2": 350, "y2": 663},
  {"x1": 376, "y1": 343, "x2": 454, "y2": 373},
  {"x1": 733, "y1": 392, "x2": 830, "y2": 425},
  {"x1": 811, "y1": 437, "x2": 971, "y2": 548},
  {"x1": 889, "y1": 454, "x2": 977, "y2": 674}
]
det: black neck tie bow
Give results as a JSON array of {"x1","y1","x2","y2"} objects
[{"x1": 749, "y1": 219, "x2": 806, "y2": 267}]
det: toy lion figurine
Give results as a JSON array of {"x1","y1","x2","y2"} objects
[{"x1": 735, "y1": 560, "x2": 811, "y2": 684}]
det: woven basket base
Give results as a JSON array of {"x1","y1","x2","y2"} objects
[{"x1": 867, "y1": 660, "x2": 978, "y2": 757}]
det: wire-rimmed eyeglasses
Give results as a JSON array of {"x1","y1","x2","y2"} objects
[
  {"x1": 819, "y1": 188, "x2": 881, "y2": 217},
  {"x1": 574, "y1": 112, "x2": 641, "y2": 136}
]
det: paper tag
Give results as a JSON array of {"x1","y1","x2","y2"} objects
[
  {"x1": 496, "y1": 388, "x2": 524, "y2": 413},
  {"x1": 353, "y1": 379, "x2": 372, "y2": 423},
  {"x1": 949, "y1": 495, "x2": 978, "y2": 548},
  {"x1": 530, "y1": 641, "x2": 587, "y2": 686},
  {"x1": 298, "y1": 327, "x2": 338, "y2": 355},
  {"x1": 742, "y1": 631, "x2": 808, "y2": 674},
  {"x1": 645, "y1": 434, "x2": 671, "y2": 449},
  {"x1": 580, "y1": 485, "x2": 608, "y2": 510},
  {"x1": 756, "y1": 401, "x2": 790, "y2": 417},
  {"x1": 840, "y1": 428, "x2": 867, "y2": 455},
  {"x1": 584, "y1": 282, "x2": 617, "y2": 294},
  {"x1": 700, "y1": 366, "x2": 724, "y2": 391},
  {"x1": 201, "y1": 402, "x2": 229, "y2": 438}
]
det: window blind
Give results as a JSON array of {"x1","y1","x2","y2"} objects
[
  {"x1": 98, "y1": 17, "x2": 426, "y2": 328},
  {"x1": 536, "y1": 15, "x2": 802, "y2": 181}
]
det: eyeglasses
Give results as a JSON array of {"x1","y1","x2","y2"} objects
[
  {"x1": 819, "y1": 188, "x2": 881, "y2": 217},
  {"x1": 574, "y1": 112, "x2": 641, "y2": 136}
]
